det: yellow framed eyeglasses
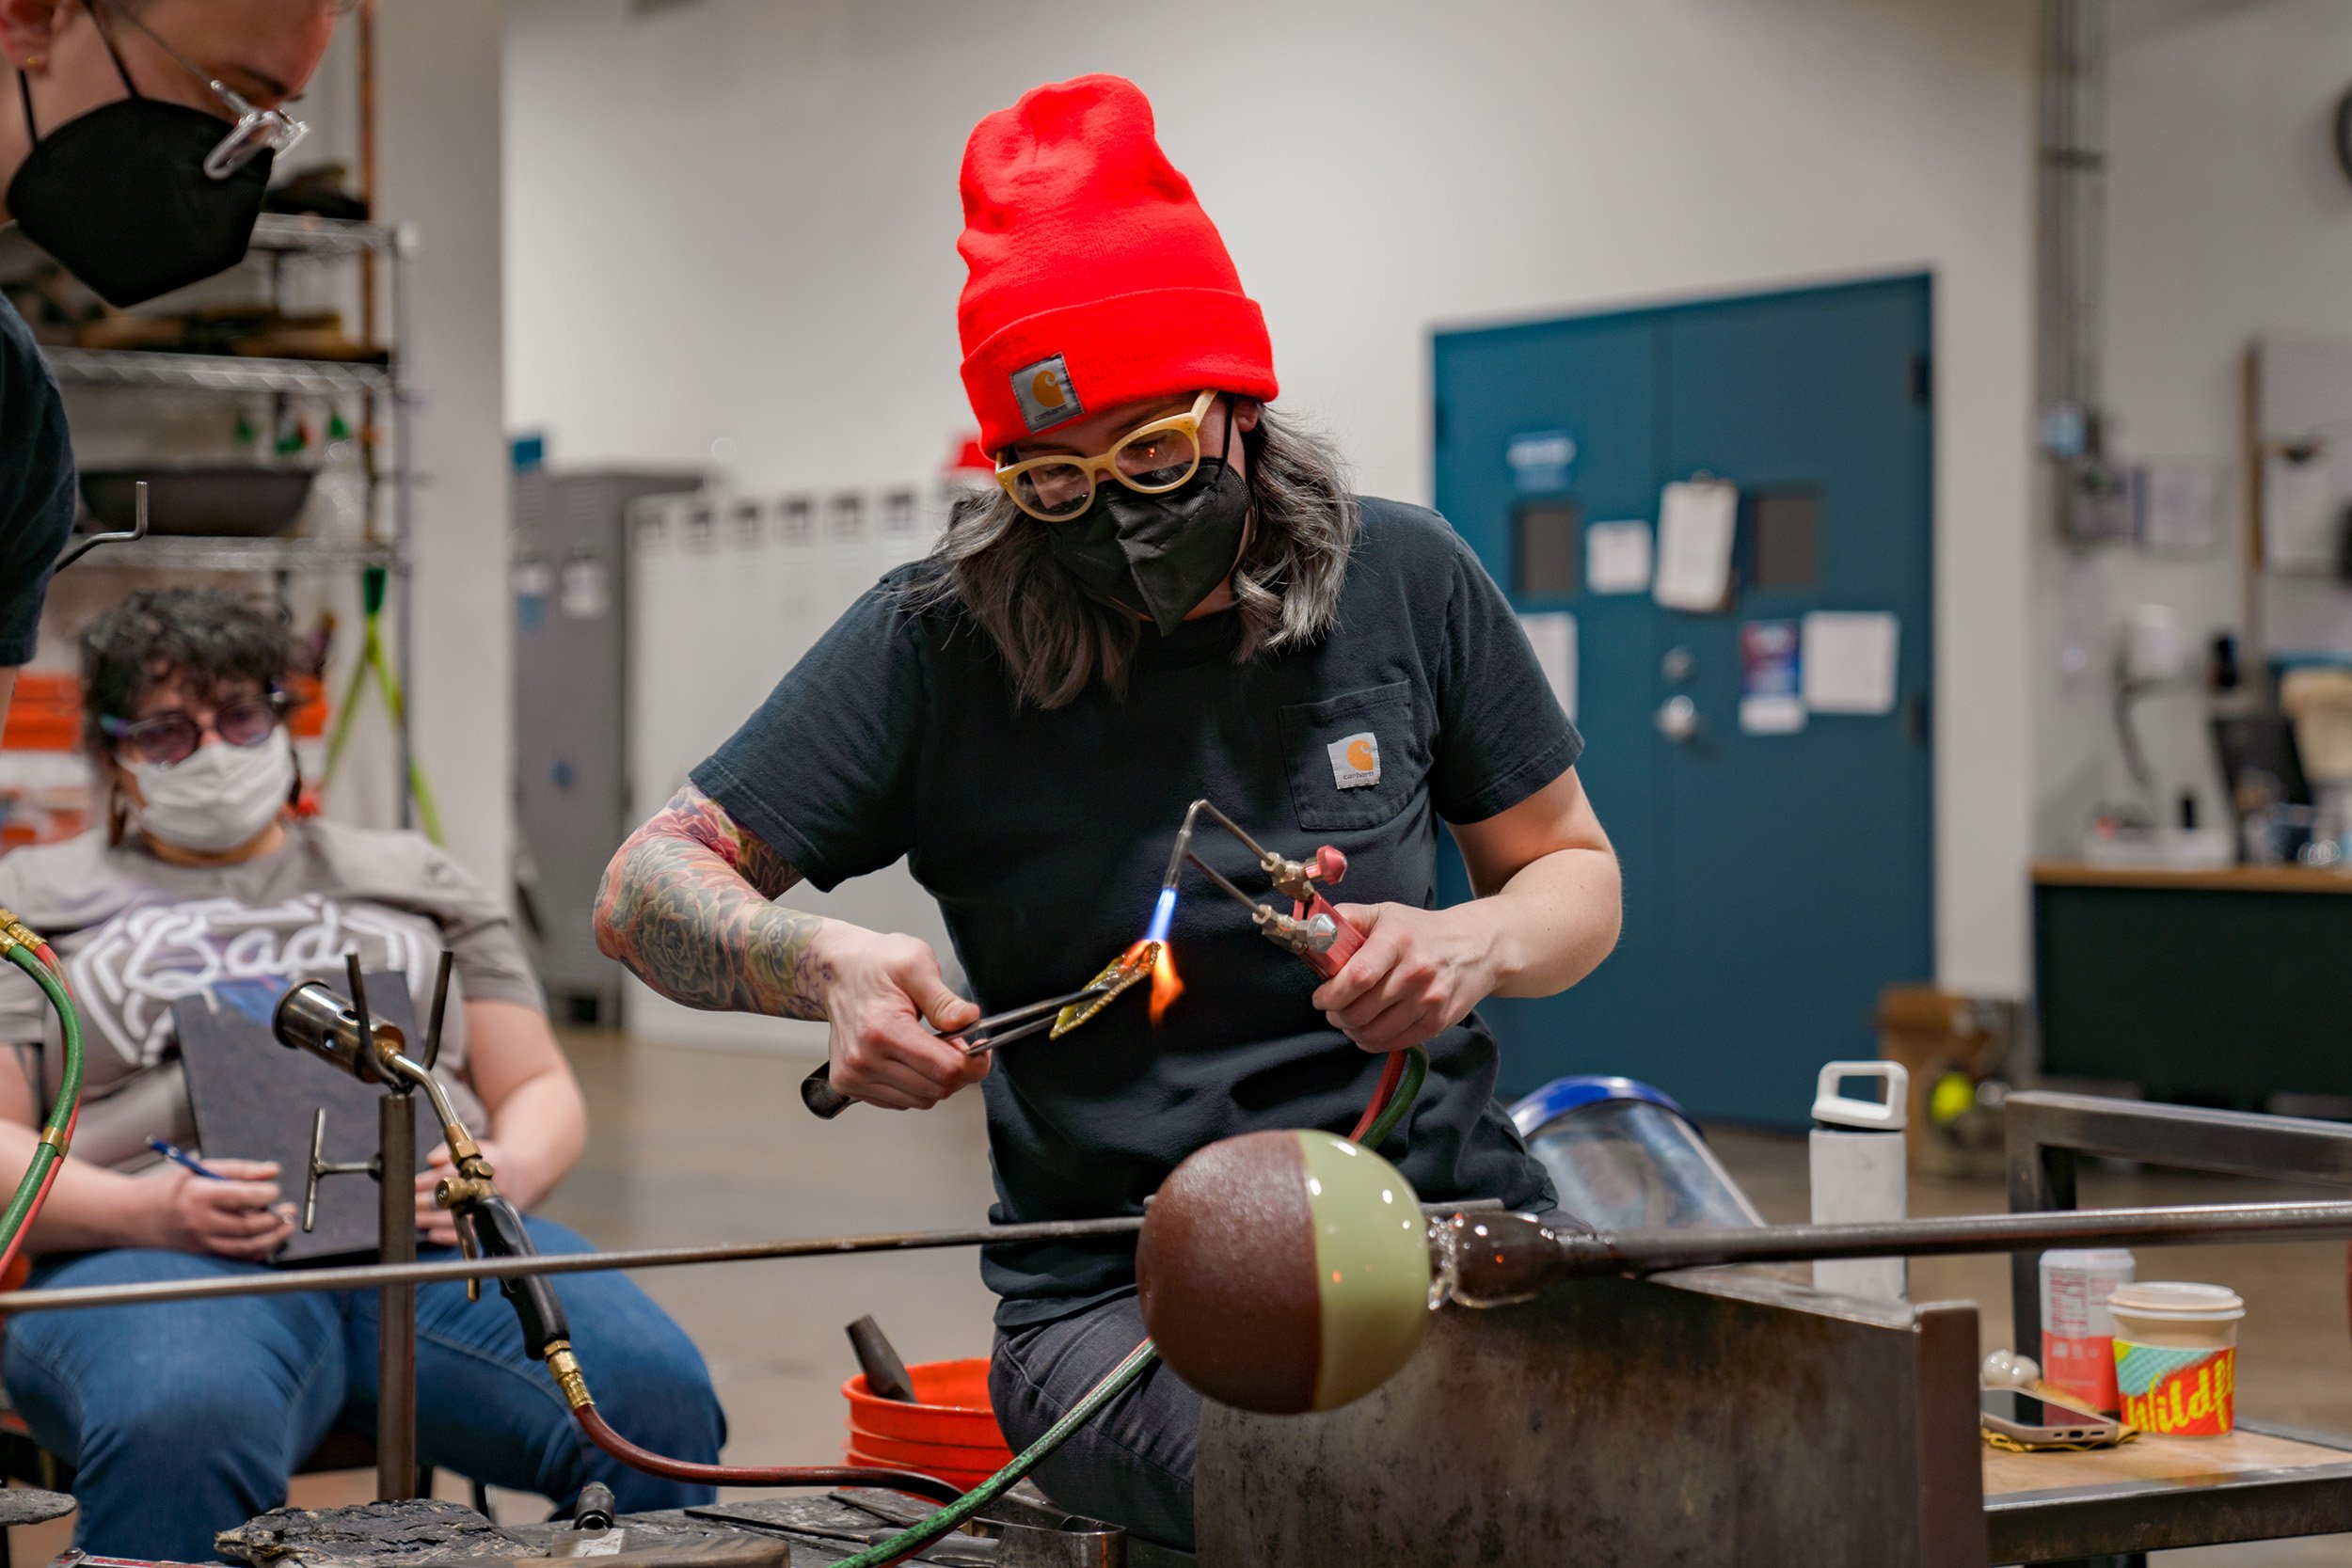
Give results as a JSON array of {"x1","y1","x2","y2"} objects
[{"x1": 994, "y1": 389, "x2": 1220, "y2": 522}]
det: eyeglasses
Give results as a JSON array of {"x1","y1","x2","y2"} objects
[
  {"x1": 995, "y1": 390, "x2": 1222, "y2": 523},
  {"x1": 95, "y1": 0, "x2": 310, "y2": 179},
  {"x1": 102, "y1": 692, "x2": 288, "y2": 768}
]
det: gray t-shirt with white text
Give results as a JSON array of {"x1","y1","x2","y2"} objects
[{"x1": 0, "y1": 818, "x2": 541, "y2": 1172}]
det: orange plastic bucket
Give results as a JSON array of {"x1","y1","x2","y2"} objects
[{"x1": 842, "y1": 1356, "x2": 1013, "y2": 1484}]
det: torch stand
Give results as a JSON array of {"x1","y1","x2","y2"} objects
[
  {"x1": 374, "y1": 1085, "x2": 419, "y2": 1499},
  {"x1": 293, "y1": 954, "x2": 440, "y2": 1501}
]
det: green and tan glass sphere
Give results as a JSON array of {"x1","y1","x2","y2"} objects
[{"x1": 1136, "y1": 1130, "x2": 1432, "y2": 1415}]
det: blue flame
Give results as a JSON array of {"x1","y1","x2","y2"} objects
[{"x1": 1145, "y1": 885, "x2": 1177, "y2": 944}]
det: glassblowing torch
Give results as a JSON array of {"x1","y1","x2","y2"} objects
[
  {"x1": 273, "y1": 965, "x2": 570, "y2": 1356},
  {"x1": 1162, "y1": 798, "x2": 1365, "y2": 980},
  {"x1": 274, "y1": 959, "x2": 963, "y2": 1503}
]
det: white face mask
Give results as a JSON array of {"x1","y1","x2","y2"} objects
[{"x1": 126, "y1": 727, "x2": 296, "y2": 855}]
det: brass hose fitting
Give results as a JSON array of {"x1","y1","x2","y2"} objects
[{"x1": 545, "y1": 1342, "x2": 594, "y2": 1410}]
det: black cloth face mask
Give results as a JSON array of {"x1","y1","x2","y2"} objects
[
  {"x1": 1044, "y1": 416, "x2": 1253, "y2": 637},
  {"x1": 8, "y1": 26, "x2": 270, "y2": 308}
]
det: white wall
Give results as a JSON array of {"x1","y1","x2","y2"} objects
[
  {"x1": 505, "y1": 0, "x2": 2040, "y2": 995},
  {"x1": 2034, "y1": 0, "x2": 2352, "y2": 852}
]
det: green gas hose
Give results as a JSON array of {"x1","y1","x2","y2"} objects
[{"x1": 0, "y1": 922, "x2": 86, "y2": 1270}]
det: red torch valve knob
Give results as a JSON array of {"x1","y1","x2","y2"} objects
[{"x1": 1313, "y1": 846, "x2": 1348, "y2": 885}]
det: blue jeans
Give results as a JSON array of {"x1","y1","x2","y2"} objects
[{"x1": 2, "y1": 1217, "x2": 726, "y2": 1560}]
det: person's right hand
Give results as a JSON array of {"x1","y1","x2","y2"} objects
[
  {"x1": 143, "y1": 1158, "x2": 297, "y2": 1259},
  {"x1": 816, "y1": 925, "x2": 987, "y2": 1111}
]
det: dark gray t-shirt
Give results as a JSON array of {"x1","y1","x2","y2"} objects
[
  {"x1": 0, "y1": 296, "x2": 75, "y2": 665},
  {"x1": 695, "y1": 497, "x2": 1579, "y2": 1325},
  {"x1": 0, "y1": 818, "x2": 543, "y2": 1173}
]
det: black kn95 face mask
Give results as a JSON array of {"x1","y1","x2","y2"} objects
[{"x1": 8, "y1": 36, "x2": 270, "y2": 308}]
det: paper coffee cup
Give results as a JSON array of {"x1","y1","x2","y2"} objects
[{"x1": 2107, "y1": 1281, "x2": 2243, "y2": 1436}]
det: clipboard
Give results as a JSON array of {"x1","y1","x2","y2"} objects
[{"x1": 174, "y1": 974, "x2": 435, "y2": 1265}]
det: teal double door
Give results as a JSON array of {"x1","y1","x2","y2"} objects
[{"x1": 1434, "y1": 276, "x2": 1933, "y2": 1126}]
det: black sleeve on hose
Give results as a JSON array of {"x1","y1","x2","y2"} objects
[{"x1": 467, "y1": 1195, "x2": 571, "y2": 1357}]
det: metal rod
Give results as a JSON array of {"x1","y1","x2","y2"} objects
[
  {"x1": 1547, "y1": 1198, "x2": 2352, "y2": 1276},
  {"x1": 346, "y1": 953, "x2": 372, "y2": 1064},
  {"x1": 1187, "y1": 850, "x2": 1269, "y2": 916},
  {"x1": 420, "y1": 950, "x2": 453, "y2": 1072},
  {"x1": 55, "y1": 478, "x2": 150, "y2": 571},
  {"x1": 391, "y1": 222, "x2": 417, "y2": 832},
  {"x1": 0, "y1": 1200, "x2": 1506, "y2": 1316},
  {"x1": 375, "y1": 1089, "x2": 418, "y2": 1499}
]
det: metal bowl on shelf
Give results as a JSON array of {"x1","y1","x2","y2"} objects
[{"x1": 79, "y1": 465, "x2": 316, "y2": 538}]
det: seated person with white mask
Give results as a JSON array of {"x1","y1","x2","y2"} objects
[{"x1": 0, "y1": 587, "x2": 725, "y2": 1560}]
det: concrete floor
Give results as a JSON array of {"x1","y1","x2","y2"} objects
[{"x1": 10, "y1": 1032, "x2": 2352, "y2": 1562}]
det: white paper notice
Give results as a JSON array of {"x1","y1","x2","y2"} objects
[
  {"x1": 1585, "y1": 521, "x2": 1653, "y2": 595},
  {"x1": 1518, "y1": 611, "x2": 1576, "y2": 723},
  {"x1": 1802, "y1": 611, "x2": 1900, "y2": 715},
  {"x1": 2137, "y1": 461, "x2": 2221, "y2": 556},
  {"x1": 2264, "y1": 439, "x2": 2345, "y2": 572},
  {"x1": 1653, "y1": 481, "x2": 1737, "y2": 611}
]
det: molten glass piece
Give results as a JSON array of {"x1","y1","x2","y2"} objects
[
  {"x1": 1051, "y1": 942, "x2": 1159, "y2": 1037},
  {"x1": 1136, "y1": 1130, "x2": 1432, "y2": 1415}
]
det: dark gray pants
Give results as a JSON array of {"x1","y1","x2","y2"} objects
[{"x1": 991, "y1": 1291, "x2": 1200, "y2": 1550}]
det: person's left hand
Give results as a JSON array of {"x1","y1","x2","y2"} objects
[
  {"x1": 1311, "y1": 903, "x2": 1501, "y2": 1053},
  {"x1": 414, "y1": 1139, "x2": 531, "y2": 1246}
]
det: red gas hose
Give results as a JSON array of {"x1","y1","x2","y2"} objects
[
  {"x1": 570, "y1": 1401, "x2": 961, "y2": 1502},
  {"x1": 1347, "y1": 1049, "x2": 1408, "y2": 1143}
]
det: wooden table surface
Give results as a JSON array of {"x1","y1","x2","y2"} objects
[
  {"x1": 2031, "y1": 859, "x2": 2352, "y2": 894},
  {"x1": 1984, "y1": 1424, "x2": 2352, "y2": 1497}
]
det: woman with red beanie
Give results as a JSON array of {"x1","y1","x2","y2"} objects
[{"x1": 596, "y1": 74, "x2": 1621, "y2": 1547}]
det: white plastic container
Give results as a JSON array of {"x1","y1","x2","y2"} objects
[
  {"x1": 2107, "y1": 1281, "x2": 2245, "y2": 1436},
  {"x1": 1808, "y1": 1061, "x2": 1908, "y2": 1302},
  {"x1": 2039, "y1": 1247, "x2": 2136, "y2": 1412}
]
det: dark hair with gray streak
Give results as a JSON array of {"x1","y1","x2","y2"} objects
[{"x1": 908, "y1": 404, "x2": 1360, "y2": 708}]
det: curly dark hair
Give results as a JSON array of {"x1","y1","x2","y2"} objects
[{"x1": 79, "y1": 588, "x2": 304, "y2": 760}]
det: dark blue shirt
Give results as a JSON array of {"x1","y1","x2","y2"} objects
[
  {"x1": 695, "y1": 498, "x2": 1579, "y2": 1324},
  {"x1": 0, "y1": 297, "x2": 74, "y2": 665}
]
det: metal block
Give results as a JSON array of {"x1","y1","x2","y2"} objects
[{"x1": 1196, "y1": 1269, "x2": 1985, "y2": 1568}]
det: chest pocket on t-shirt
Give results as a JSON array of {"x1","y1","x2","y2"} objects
[{"x1": 1278, "y1": 682, "x2": 1426, "y2": 833}]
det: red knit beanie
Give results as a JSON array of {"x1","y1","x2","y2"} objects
[{"x1": 957, "y1": 74, "x2": 1278, "y2": 454}]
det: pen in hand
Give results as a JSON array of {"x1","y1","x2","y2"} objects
[{"x1": 147, "y1": 1136, "x2": 227, "y2": 1181}]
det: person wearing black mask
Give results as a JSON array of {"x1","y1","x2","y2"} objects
[
  {"x1": 594, "y1": 75, "x2": 1624, "y2": 1549},
  {"x1": 0, "y1": 0, "x2": 337, "y2": 720}
]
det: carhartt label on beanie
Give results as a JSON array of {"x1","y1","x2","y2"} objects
[
  {"x1": 957, "y1": 74, "x2": 1277, "y2": 454},
  {"x1": 1010, "y1": 354, "x2": 1083, "y2": 434}
]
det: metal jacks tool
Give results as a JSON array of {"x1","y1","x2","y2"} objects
[
  {"x1": 1164, "y1": 798, "x2": 1365, "y2": 980},
  {"x1": 802, "y1": 943, "x2": 1158, "y2": 1119}
]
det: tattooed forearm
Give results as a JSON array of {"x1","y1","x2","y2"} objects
[{"x1": 593, "y1": 784, "x2": 834, "y2": 1019}]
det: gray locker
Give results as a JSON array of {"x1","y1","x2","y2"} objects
[{"x1": 511, "y1": 467, "x2": 703, "y2": 1021}]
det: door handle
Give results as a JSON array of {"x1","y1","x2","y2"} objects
[{"x1": 1656, "y1": 694, "x2": 1700, "y2": 744}]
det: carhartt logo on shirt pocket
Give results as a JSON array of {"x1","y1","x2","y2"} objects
[{"x1": 1327, "y1": 732, "x2": 1380, "y2": 789}]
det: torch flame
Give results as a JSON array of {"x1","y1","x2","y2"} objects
[{"x1": 1149, "y1": 940, "x2": 1184, "y2": 1025}]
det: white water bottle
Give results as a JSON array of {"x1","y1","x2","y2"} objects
[{"x1": 1809, "y1": 1061, "x2": 1910, "y2": 1302}]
